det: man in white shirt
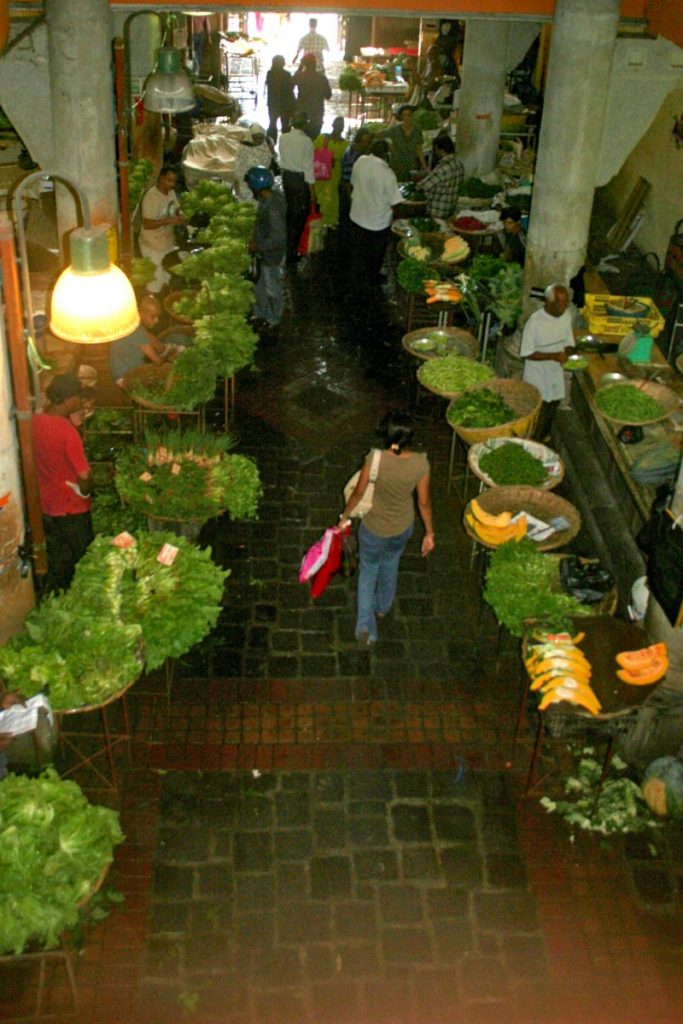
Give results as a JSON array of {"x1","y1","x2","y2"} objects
[
  {"x1": 138, "y1": 166, "x2": 186, "y2": 293},
  {"x1": 293, "y1": 18, "x2": 330, "y2": 72},
  {"x1": 349, "y1": 139, "x2": 403, "y2": 286},
  {"x1": 278, "y1": 112, "x2": 316, "y2": 263},
  {"x1": 519, "y1": 283, "x2": 575, "y2": 439}
]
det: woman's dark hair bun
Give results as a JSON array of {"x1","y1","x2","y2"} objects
[{"x1": 380, "y1": 410, "x2": 414, "y2": 453}]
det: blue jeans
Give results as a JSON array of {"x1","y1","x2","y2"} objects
[
  {"x1": 356, "y1": 521, "x2": 413, "y2": 641},
  {"x1": 254, "y1": 260, "x2": 284, "y2": 326}
]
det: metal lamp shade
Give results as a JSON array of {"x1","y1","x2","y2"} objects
[
  {"x1": 143, "y1": 46, "x2": 196, "y2": 113},
  {"x1": 50, "y1": 228, "x2": 140, "y2": 344}
]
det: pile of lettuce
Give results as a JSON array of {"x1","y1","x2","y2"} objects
[{"x1": 0, "y1": 770, "x2": 124, "y2": 954}]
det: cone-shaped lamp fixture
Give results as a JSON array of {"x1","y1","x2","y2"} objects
[
  {"x1": 50, "y1": 227, "x2": 140, "y2": 343},
  {"x1": 143, "y1": 46, "x2": 196, "y2": 113}
]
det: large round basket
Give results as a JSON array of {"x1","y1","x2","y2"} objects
[
  {"x1": 468, "y1": 437, "x2": 565, "y2": 491},
  {"x1": 593, "y1": 380, "x2": 680, "y2": 426},
  {"x1": 463, "y1": 485, "x2": 581, "y2": 552},
  {"x1": 446, "y1": 378, "x2": 542, "y2": 446},
  {"x1": 122, "y1": 362, "x2": 176, "y2": 411},
  {"x1": 417, "y1": 359, "x2": 494, "y2": 400},
  {"x1": 163, "y1": 290, "x2": 198, "y2": 325},
  {"x1": 403, "y1": 326, "x2": 480, "y2": 362}
]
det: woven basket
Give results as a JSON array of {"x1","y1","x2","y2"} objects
[
  {"x1": 447, "y1": 378, "x2": 542, "y2": 446},
  {"x1": 418, "y1": 359, "x2": 494, "y2": 400},
  {"x1": 463, "y1": 485, "x2": 581, "y2": 552},
  {"x1": 468, "y1": 437, "x2": 565, "y2": 491},
  {"x1": 122, "y1": 362, "x2": 175, "y2": 411},
  {"x1": 402, "y1": 326, "x2": 480, "y2": 362},
  {"x1": 593, "y1": 380, "x2": 680, "y2": 426},
  {"x1": 163, "y1": 290, "x2": 198, "y2": 325}
]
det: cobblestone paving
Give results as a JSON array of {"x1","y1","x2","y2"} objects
[{"x1": 138, "y1": 770, "x2": 549, "y2": 1024}]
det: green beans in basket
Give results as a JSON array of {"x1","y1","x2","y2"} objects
[{"x1": 417, "y1": 354, "x2": 494, "y2": 394}]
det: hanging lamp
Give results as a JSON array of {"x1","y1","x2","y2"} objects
[{"x1": 143, "y1": 46, "x2": 196, "y2": 113}]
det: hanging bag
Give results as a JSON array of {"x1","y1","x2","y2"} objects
[
  {"x1": 313, "y1": 135, "x2": 333, "y2": 180},
  {"x1": 343, "y1": 448, "x2": 382, "y2": 519},
  {"x1": 298, "y1": 205, "x2": 324, "y2": 256}
]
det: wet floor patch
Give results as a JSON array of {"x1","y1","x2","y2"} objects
[{"x1": 138, "y1": 770, "x2": 549, "y2": 1024}]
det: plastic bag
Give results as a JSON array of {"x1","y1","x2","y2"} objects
[
  {"x1": 340, "y1": 528, "x2": 358, "y2": 578},
  {"x1": 298, "y1": 208, "x2": 324, "y2": 256},
  {"x1": 313, "y1": 142, "x2": 333, "y2": 181},
  {"x1": 559, "y1": 556, "x2": 614, "y2": 605}
]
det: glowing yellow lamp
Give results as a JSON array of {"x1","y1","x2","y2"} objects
[{"x1": 50, "y1": 227, "x2": 140, "y2": 343}]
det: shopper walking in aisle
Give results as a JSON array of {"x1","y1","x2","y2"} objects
[
  {"x1": 278, "y1": 112, "x2": 316, "y2": 264},
  {"x1": 246, "y1": 166, "x2": 287, "y2": 331},
  {"x1": 293, "y1": 54, "x2": 332, "y2": 142},
  {"x1": 314, "y1": 117, "x2": 348, "y2": 229},
  {"x1": 340, "y1": 411, "x2": 435, "y2": 647},
  {"x1": 349, "y1": 139, "x2": 402, "y2": 291},
  {"x1": 337, "y1": 126, "x2": 373, "y2": 248},
  {"x1": 265, "y1": 55, "x2": 295, "y2": 143},
  {"x1": 293, "y1": 17, "x2": 330, "y2": 72}
]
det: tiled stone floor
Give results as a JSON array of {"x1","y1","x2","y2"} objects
[{"x1": 3, "y1": 200, "x2": 683, "y2": 1024}]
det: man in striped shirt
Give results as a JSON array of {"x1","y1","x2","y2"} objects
[{"x1": 417, "y1": 136, "x2": 464, "y2": 220}]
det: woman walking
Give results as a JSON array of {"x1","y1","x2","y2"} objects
[
  {"x1": 339, "y1": 412, "x2": 435, "y2": 646},
  {"x1": 314, "y1": 116, "x2": 348, "y2": 228}
]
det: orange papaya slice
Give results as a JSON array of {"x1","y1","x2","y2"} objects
[
  {"x1": 470, "y1": 498, "x2": 512, "y2": 529},
  {"x1": 615, "y1": 643, "x2": 668, "y2": 670}
]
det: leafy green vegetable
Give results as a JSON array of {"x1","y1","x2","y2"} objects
[
  {"x1": 338, "y1": 67, "x2": 364, "y2": 92},
  {"x1": 467, "y1": 254, "x2": 507, "y2": 282},
  {"x1": 484, "y1": 539, "x2": 590, "y2": 637},
  {"x1": 172, "y1": 241, "x2": 251, "y2": 282},
  {"x1": 115, "y1": 429, "x2": 262, "y2": 523},
  {"x1": 460, "y1": 177, "x2": 500, "y2": 199},
  {"x1": 410, "y1": 216, "x2": 439, "y2": 233},
  {"x1": 479, "y1": 443, "x2": 548, "y2": 486},
  {"x1": 540, "y1": 750, "x2": 659, "y2": 837},
  {"x1": 130, "y1": 257, "x2": 157, "y2": 288},
  {"x1": 397, "y1": 257, "x2": 436, "y2": 295},
  {"x1": 128, "y1": 158, "x2": 154, "y2": 212},
  {"x1": 418, "y1": 354, "x2": 494, "y2": 394},
  {"x1": 412, "y1": 108, "x2": 442, "y2": 131},
  {"x1": 595, "y1": 384, "x2": 666, "y2": 422},
  {"x1": 447, "y1": 387, "x2": 514, "y2": 428},
  {"x1": 0, "y1": 769, "x2": 124, "y2": 954},
  {"x1": 179, "y1": 179, "x2": 235, "y2": 220},
  {"x1": 487, "y1": 262, "x2": 523, "y2": 327},
  {"x1": 194, "y1": 312, "x2": 258, "y2": 377}
]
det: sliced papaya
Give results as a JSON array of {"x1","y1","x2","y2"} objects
[
  {"x1": 538, "y1": 685, "x2": 601, "y2": 715},
  {"x1": 530, "y1": 666, "x2": 591, "y2": 691},
  {"x1": 615, "y1": 642, "x2": 668, "y2": 670},
  {"x1": 534, "y1": 655, "x2": 591, "y2": 676},
  {"x1": 617, "y1": 663, "x2": 668, "y2": 686},
  {"x1": 470, "y1": 498, "x2": 512, "y2": 529}
]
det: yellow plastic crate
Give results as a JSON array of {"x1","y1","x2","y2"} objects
[{"x1": 582, "y1": 294, "x2": 665, "y2": 341}]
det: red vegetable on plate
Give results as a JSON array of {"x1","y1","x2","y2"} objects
[{"x1": 452, "y1": 216, "x2": 486, "y2": 231}]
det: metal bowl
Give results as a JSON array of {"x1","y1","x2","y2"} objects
[{"x1": 600, "y1": 371, "x2": 626, "y2": 387}]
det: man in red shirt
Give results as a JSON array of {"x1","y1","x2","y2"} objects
[{"x1": 32, "y1": 374, "x2": 94, "y2": 592}]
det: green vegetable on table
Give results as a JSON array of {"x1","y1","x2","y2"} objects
[
  {"x1": 0, "y1": 770, "x2": 124, "y2": 955},
  {"x1": 484, "y1": 539, "x2": 590, "y2": 637},
  {"x1": 460, "y1": 177, "x2": 500, "y2": 199},
  {"x1": 338, "y1": 67, "x2": 364, "y2": 92},
  {"x1": 410, "y1": 216, "x2": 439, "y2": 233},
  {"x1": 595, "y1": 383, "x2": 667, "y2": 422},
  {"x1": 397, "y1": 257, "x2": 436, "y2": 295},
  {"x1": 478, "y1": 443, "x2": 548, "y2": 486},
  {"x1": 179, "y1": 179, "x2": 235, "y2": 219},
  {"x1": 418, "y1": 354, "x2": 494, "y2": 394},
  {"x1": 447, "y1": 387, "x2": 514, "y2": 428},
  {"x1": 412, "y1": 108, "x2": 442, "y2": 131}
]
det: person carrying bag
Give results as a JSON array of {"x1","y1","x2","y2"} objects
[{"x1": 338, "y1": 412, "x2": 435, "y2": 647}]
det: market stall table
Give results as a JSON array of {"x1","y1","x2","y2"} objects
[
  {"x1": 519, "y1": 615, "x2": 660, "y2": 793},
  {"x1": 56, "y1": 684, "x2": 132, "y2": 798}
]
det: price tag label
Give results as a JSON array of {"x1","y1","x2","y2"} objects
[
  {"x1": 157, "y1": 543, "x2": 179, "y2": 566},
  {"x1": 112, "y1": 531, "x2": 136, "y2": 549}
]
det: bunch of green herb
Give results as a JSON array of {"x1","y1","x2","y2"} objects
[
  {"x1": 410, "y1": 216, "x2": 439, "y2": 233},
  {"x1": 91, "y1": 490, "x2": 146, "y2": 537},
  {"x1": 447, "y1": 387, "x2": 514, "y2": 428},
  {"x1": 488, "y1": 262, "x2": 523, "y2": 327},
  {"x1": 418, "y1": 354, "x2": 494, "y2": 394},
  {"x1": 171, "y1": 276, "x2": 254, "y2": 321},
  {"x1": 413, "y1": 108, "x2": 442, "y2": 130},
  {"x1": 540, "y1": 750, "x2": 658, "y2": 837},
  {"x1": 397, "y1": 257, "x2": 437, "y2": 295},
  {"x1": 0, "y1": 769, "x2": 124, "y2": 955},
  {"x1": 467, "y1": 254, "x2": 507, "y2": 282},
  {"x1": 338, "y1": 67, "x2": 364, "y2": 92},
  {"x1": 595, "y1": 384, "x2": 666, "y2": 422},
  {"x1": 115, "y1": 429, "x2": 261, "y2": 524},
  {"x1": 484, "y1": 539, "x2": 590, "y2": 637},
  {"x1": 479, "y1": 443, "x2": 548, "y2": 486}
]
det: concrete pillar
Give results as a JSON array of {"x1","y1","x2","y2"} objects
[
  {"x1": 45, "y1": 0, "x2": 118, "y2": 241},
  {"x1": 524, "y1": 0, "x2": 620, "y2": 301},
  {"x1": 458, "y1": 20, "x2": 540, "y2": 177},
  {"x1": 0, "y1": 318, "x2": 34, "y2": 644}
]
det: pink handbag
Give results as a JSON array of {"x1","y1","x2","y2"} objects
[{"x1": 313, "y1": 137, "x2": 333, "y2": 180}]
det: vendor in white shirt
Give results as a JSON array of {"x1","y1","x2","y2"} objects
[
  {"x1": 519, "y1": 283, "x2": 575, "y2": 440},
  {"x1": 349, "y1": 138, "x2": 403, "y2": 288},
  {"x1": 278, "y1": 111, "x2": 316, "y2": 264}
]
